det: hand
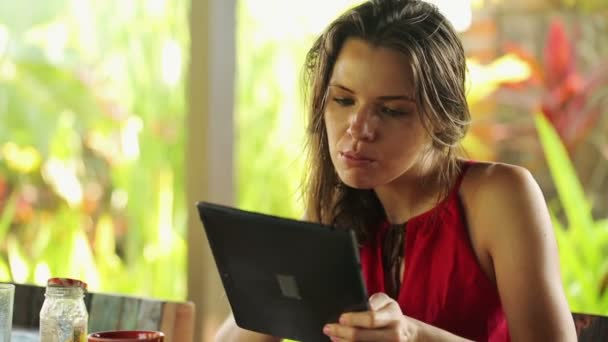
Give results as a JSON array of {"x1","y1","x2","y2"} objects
[{"x1": 322, "y1": 292, "x2": 419, "y2": 342}]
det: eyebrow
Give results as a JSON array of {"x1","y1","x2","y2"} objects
[{"x1": 329, "y1": 83, "x2": 416, "y2": 103}]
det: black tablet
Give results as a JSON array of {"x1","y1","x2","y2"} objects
[{"x1": 196, "y1": 201, "x2": 369, "y2": 342}]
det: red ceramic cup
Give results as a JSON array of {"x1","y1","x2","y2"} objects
[{"x1": 87, "y1": 331, "x2": 164, "y2": 342}]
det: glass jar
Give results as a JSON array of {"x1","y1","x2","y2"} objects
[{"x1": 39, "y1": 278, "x2": 88, "y2": 342}]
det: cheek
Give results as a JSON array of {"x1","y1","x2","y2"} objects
[
  {"x1": 324, "y1": 113, "x2": 341, "y2": 148},
  {"x1": 384, "y1": 124, "x2": 430, "y2": 160}
]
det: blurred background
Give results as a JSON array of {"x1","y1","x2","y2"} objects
[{"x1": 0, "y1": 0, "x2": 606, "y2": 340}]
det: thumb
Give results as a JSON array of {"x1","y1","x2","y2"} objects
[{"x1": 368, "y1": 292, "x2": 392, "y2": 311}]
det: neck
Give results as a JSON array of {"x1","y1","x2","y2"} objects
[{"x1": 374, "y1": 158, "x2": 443, "y2": 224}]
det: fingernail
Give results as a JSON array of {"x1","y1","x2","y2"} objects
[
  {"x1": 323, "y1": 325, "x2": 331, "y2": 335},
  {"x1": 339, "y1": 315, "x2": 346, "y2": 324}
]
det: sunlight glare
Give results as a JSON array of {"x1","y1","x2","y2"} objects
[
  {"x1": 42, "y1": 158, "x2": 84, "y2": 207},
  {"x1": 111, "y1": 189, "x2": 129, "y2": 210},
  {"x1": 273, "y1": 53, "x2": 301, "y2": 147},
  {"x1": 34, "y1": 263, "x2": 52, "y2": 285},
  {"x1": 7, "y1": 235, "x2": 29, "y2": 283},
  {"x1": 121, "y1": 116, "x2": 143, "y2": 161},
  {"x1": 73, "y1": 230, "x2": 100, "y2": 290},
  {"x1": 44, "y1": 23, "x2": 69, "y2": 63},
  {"x1": 70, "y1": 0, "x2": 97, "y2": 57},
  {"x1": 301, "y1": 0, "x2": 366, "y2": 35},
  {"x1": 108, "y1": 54, "x2": 128, "y2": 83},
  {"x1": 424, "y1": 0, "x2": 473, "y2": 32},
  {"x1": 161, "y1": 39, "x2": 182, "y2": 87},
  {"x1": 466, "y1": 54, "x2": 531, "y2": 104},
  {"x1": 245, "y1": 0, "x2": 365, "y2": 41},
  {"x1": 490, "y1": 53, "x2": 532, "y2": 82},
  {"x1": 471, "y1": 0, "x2": 485, "y2": 10},
  {"x1": 24, "y1": 22, "x2": 69, "y2": 63},
  {"x1": 146, "y1": 0, "x2": 166, "y2": 17}
]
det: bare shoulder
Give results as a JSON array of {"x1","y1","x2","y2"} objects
[
  {"x1": 460, "y1": 161, "x2": 550, "y2": 251},
  {"x1": 460, "y1": 161, "x2": 577, "y2": 340},
  {"x1": 462, "y1": 161, "x2": 537, "y2": 195},
  {"x1": 461, "y1": 161, "x2": 544, "y2": 216}
]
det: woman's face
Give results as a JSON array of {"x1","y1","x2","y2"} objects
[{"x1": 324, "y1": 38, "x2": 432, "y2": 189}]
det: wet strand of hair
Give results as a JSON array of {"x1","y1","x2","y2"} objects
[{"x1": 383, "y1": 222, "x2": 407, "y2": 299}]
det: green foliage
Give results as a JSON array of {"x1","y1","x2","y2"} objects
[
  {"x1": 235, "y1": 0, "x2": 309, "y2": 218},
  {"x1": 535, "y1": 113, "x2": 608, "y2": 314},
  {"x1": 0, "y1": 0, "x2": 187, "y2": 300}
]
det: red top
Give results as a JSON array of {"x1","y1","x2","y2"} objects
[{"x1": 359, "y1": 162, "x2": 510, "y2": 341}]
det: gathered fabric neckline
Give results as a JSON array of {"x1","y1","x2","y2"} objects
[{"x1": 378, "y1": 161, "x2": 473, "y2": 299}]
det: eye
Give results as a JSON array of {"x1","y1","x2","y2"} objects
[
  {"x1": 380, "y1": 106, "x2": 408, "y2": 117},
  {"x1": 333, "y1": 97, "x2": 354, "y2": 106}
]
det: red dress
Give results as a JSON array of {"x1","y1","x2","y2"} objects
[{"x1": 359, "y1": 163, "x2": 510, "y2": 341}]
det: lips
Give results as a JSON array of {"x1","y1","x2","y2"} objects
[
  {"x1": 340, "y1": 151, "x2": 373, "y2": 161},
  {"x1": 339, "y1": 151, "x2": 375, "y2": 166}
]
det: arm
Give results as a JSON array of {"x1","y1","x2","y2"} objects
[
  {"x1": 466, "y1": 163, "x2": 576, "y2": 341},
  {"x1": 215, "y1": 314, "x2": 282, "y2": 342},
  {"x1": 324, "y1": 293, "x2": 473, "y2": 341}
]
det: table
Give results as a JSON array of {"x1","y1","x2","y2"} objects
[
  {"x1": 11, "y1": 283, "x2": 194, "y2": 342},
  {"x1": 11, "y1": 284, "x2": 195, "y2": 342}
]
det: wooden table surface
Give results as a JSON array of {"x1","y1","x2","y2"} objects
[{"x1": 10, "y1": 282, "x2": 195, "y2": 342}]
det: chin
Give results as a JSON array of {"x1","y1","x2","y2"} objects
[{"x1": 338, "y1": 174, "x2": 377, "y2": 190}]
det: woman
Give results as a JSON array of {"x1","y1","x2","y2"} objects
[{"x1": 216, "y1": 0, "x2": 577, "y2": 341}]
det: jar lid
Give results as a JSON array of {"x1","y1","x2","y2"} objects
[{"x1": 47, "y1": 277, "x2": 88, "y2": 291}]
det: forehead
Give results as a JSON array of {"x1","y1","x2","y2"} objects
[{"x1": 330, "y1": 38, "x2": 414, "y2": 95}]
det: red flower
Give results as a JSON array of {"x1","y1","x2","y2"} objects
[{"x1": 539, "y1": 18, "x2": 607, "y2": 149}]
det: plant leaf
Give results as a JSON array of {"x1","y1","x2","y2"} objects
[{"x1": 534, "y1": 113, "x2": 594, "y2": 233}]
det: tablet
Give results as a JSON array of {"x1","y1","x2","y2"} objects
[{"x1": 196, "y1": 201, "x2": 369, "y2": 342}]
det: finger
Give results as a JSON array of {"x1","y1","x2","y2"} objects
[
  {"x1": 340, "y1": 294, "x2": 402, "y2": 328},
  {"x1": 324, "y1": 324, "x2": 401, "y2": 342},
  {"x1": 339, "y1": 303, "x2": 403, "y2": 329},
  {"x1": 329, "y1": 338, "x2": 348, "y2": 342},
  {"x1": 339, "y1": 310, "x2": 392, "y2": 329},
  {"x1": 368, "y1": 292, "x2": 394, "y2": 311},
  {"x1": 324, "y1": 323, "x2": 355, "y2": 340}
]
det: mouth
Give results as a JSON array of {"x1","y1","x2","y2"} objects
[{"x1": 339, "y1": 151, "x2": 375, "y2": 166}]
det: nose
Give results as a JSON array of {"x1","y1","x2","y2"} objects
[{"x1": 347, "y1": 106, "x2": 377, "y2": 141}]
